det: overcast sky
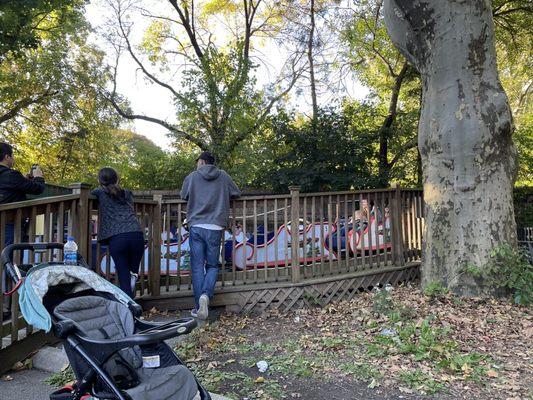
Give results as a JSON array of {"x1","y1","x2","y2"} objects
[{"x1": 85, "y1": 0, "x2": 369, "y2": 149}]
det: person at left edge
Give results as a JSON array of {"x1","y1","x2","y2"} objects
[{"x1": 0, "y1": 142, "x2": 46, "y2": 320}]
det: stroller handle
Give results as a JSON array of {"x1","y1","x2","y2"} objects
[{"x1": 1, "y1": 242, "x2": 64, "y2": 288}]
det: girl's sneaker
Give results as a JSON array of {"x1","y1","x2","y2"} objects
[
  {"x1": 130, "y1": 272, "x2": 138, "y2": 294},
  {"x1": 191, "y1": 308, "x2": 198, "y2": 318}
]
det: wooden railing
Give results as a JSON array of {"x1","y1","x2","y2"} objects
[
  {"x1": 0, "y1": 183, "x2": 423, "y2": 366},
  {"x1": 0, "y1": 193, "x2": 80, "y2": 352},
  {"x1": 27, "y1": 183, "x2": 72, "y2": 200},
  {"x1": 157, "y1": 185, "x2": 424, "y2": 293},
  {"x1": 0, "y1": 183, "x2": 160, "y2": 355}
]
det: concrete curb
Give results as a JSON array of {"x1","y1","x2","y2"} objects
[{"x1": 32, "y1": 345, "x2": 69, "y2": 373}]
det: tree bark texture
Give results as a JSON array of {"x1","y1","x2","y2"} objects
[{"x1": 383, "y1": 0, "x2": 517, "y2": 295}]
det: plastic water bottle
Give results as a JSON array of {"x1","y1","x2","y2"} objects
[{"x1": 64, "y1": 236, "x2": 78, "y2": 265}]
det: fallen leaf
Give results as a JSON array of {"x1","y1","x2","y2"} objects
[
  {"x1": 368, "y1": 379, "x2": 379, "y2": 389},
  {"x1": 11, "y1": 362, "x2": 25, "y2": 372},
  {"x1": 486, "y1": 370, "x2": 499, "y2": 378}
]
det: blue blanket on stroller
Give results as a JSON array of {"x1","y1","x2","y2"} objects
[{"x1": 19, "y1": 263, "x2": 131, "y2": 332}]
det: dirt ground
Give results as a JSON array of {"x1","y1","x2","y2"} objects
[{"x1": 154, "y1": 284, "x2": 532, "y2": 400}]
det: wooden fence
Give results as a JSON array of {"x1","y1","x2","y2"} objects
[
  {"x1": 0, "y1": 184, "x2": 423, "y2": 372},
  {"x1": 156, "y1": 185, "x2": 423, "y2": 293}
]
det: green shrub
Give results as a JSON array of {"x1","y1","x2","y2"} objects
[
  {"x1": 423, "y1": 282, "x2": 450, "y2": 298},
  {"x1": 486, "y1": 244, "x2": 532, "y2": 306}
]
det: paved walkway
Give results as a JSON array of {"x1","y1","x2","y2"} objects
[
  {"x1": 0, "y1": 368, "x2": 228, "y2": 400},
  {"x1": 0, "y1": 369, "x2": 54, "y2": 400}
]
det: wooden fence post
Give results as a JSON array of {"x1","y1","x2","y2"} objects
[
  {"x1": 151, "y1": 195, "x2": 162, "y2": 297},
  {"x1": 390, "y1": 182, "x2": 405, "y2": 266},
  {"x1": 69, "y1": 183, "x2": 91, "y2": 260},
  {"x1": 289, "y1": 186, "x2": 301, "y2": 283}
]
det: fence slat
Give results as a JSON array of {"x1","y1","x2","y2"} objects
[
  {"x1": 351, "y1": 194, "x2": 357, "y2": 272},
  {"x1": 319, "y1": 196, "x2": 325, "y2": 276},
  {"x1": 0, "y1": 212, "x2": 5, "y2": 347},
  {"x1": 372, "y1": 193, "x2": 381, "y2": 267},
  {"x1": 242, "y1": 200, "x2": 247, "y2": 283},
  {"x1": 273, "y1": 198, "x2": 279, "y2": 281},
  {"x1": 11, "y1": 209, "x2": 22, "y2": 343},
  {"x1": 165, "y1": 204, "x2": 171, "y2": 291},
  {"x1": 303, "y1": 196, "x2": 308, "y2": 278},
  {"x1": 327, "y1": 201, "x2": 333, "y2": 275},
  {"x1": 335, "y1": 197, "x2": 341, "y2": 272},
  {"x1": 290, "y1": 186, "x2": 301, "y2": 283},
  {"x1": 358, "y1": 193, "x2": 366, "y2": 269},
  {"x1": 58, "y1": 202, "x2": 65, "y2": 261},
  {"x1": 263, "y1": 199, "x2": 268, "y2": 282},
  {"x1": 177, "y1": 203, "x2": 184, "y2": 291},
  {"x1": 151, "y1": 196, "x2": 162, "y2": 297},
  {"x1": 311, "y1": 196, "x2": 316, "y2": 278}
]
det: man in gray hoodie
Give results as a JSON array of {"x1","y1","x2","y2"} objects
[{"x1": 180, "y1": 151, "x2": 241, "y2": 320}]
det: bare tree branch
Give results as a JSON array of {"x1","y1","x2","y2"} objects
[
  {"x1": 116, "y1": 8, "x2": 183, "y2": 100},
  {"x1": 105, "y1": 50, "x2": 208, "y2": 150},
  {"x1": 167, "y1": 0, "x2": 204, "y2": 60}
]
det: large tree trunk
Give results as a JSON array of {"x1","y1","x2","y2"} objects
[{"x1": 383, "y1": 0, "x2": 517, "y2": 296}]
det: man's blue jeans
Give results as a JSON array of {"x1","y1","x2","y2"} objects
[{"x1": 189, "y1": 226, "x2": 223, "y2": 309}]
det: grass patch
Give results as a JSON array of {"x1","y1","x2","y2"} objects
[
  {"x1": 339, "y1": 362, "x2": 382, "y2": 381},
  {"x1": 364, "y1": 289, "x2": 494, "y2": 394},
  {"x1": 436, "y1": 352, "x2": 491, "y2": 382},
  {"x1": 367, "y1": 318, "x2": 457, "y2": 361},
  {"x1": 398, "y1": 370, "x2": 445, "y2": 395},
  {"x1": 167, "y1": 285, "x2": 526, "y2": 399},
  {"x1": 268, "y1": 353, "x2": 324, "y2": 378}
]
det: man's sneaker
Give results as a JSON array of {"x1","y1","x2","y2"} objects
[
  {"x1": 197, "y1": 294, "x2": 209, "y2": 320},
  {"x1": 191, "y1": 308, "x2": 198, "y2": 318}
]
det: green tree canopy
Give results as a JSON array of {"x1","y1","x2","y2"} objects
[{"x1": 0, "y1": 0, "x2": 86, "y2": 60}]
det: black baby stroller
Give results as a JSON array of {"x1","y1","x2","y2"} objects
[{"x1": 2, "y1": 242, "x2": 211, "y2": 400}]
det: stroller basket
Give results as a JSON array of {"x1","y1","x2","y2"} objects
[{"x1": 2, "y1": 243, "x2": 210, "y2": 400}]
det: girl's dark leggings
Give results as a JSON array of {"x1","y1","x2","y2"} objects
[{"x1": 108, "y1": 231, "x2": 144, "y2": 298}]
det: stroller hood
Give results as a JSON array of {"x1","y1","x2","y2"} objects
[{"x1": 19, "y1": 263, "x2": 133, "y2": 332}]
